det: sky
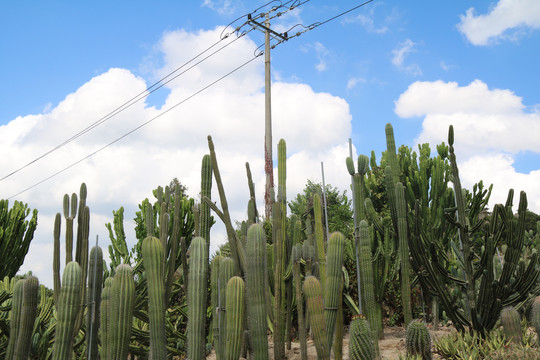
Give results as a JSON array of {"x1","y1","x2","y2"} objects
[{"x1": 1, "y1": 0, "x2": 540, "y2": 287}]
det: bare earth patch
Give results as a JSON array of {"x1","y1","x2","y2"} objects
[{"x1": 207, "y1": 325, "x2": 456, "y2": 359}]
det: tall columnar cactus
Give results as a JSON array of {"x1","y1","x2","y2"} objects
[
  {"x1": 324, "y1": 232, "x2": 346, "y2": 349},
  {"x1": 292, "y1": 244, "x2": 307, "y2": 360},
  {"x1": 100, "y1": 277, "x2": 113, "y2": 360},
  {"x1": 500, "y1": 307, "x2": 522, "y2": 345},
  {"x1": 246, "y1": 224, "x2": 269, "y2": 359},
  {"x1": 406, "y1": 320, "x2": 432, "y2": 360},
  {"x1": 272, "y1": 200, "x2": 284, "y2": 360},
  {"x1": 531, "y1": 296, "x2": 540, "y2": 345},
  {"x1": 357, "y1": 220, "x2": 380, "y2": 357},
  {"x1": 219, "y1": 257, "x2": 236, "y2": 359},
  {"x1": 14, "y1": 275, "x2": 39, "y2": 360},
  {"x1": 108, "y1": 264, "x2": 135, "y2": 360},
  {"x1": 303, "y1": 276, "x2": 329, "y2": 360},
  {"x1": 225, "y1": 276, "x2": 245, "y2": 360},
  {"x1": 210, "y1": 255, "x2": 223, "y2": 355},
  {"x1": 200, "y1": 154, "x2": 213, "y2": 248},
  {"x1": 348, "y1": 317, "x2": 376, "y2": 360},
  {"x1": 396, "y1": 182, "x2": 412, "y2": 328},
  {"x1": 142, "y1": 236, "x2": 167, "y2": 360},
  {"x1": 6, "y1": 279, "x2": 24, "y2": 359},
  {"x1": 52, "y1": 261, "x2": 82, "y2": 360},
  {"x1": 313, "y1": 193, "x2": 326, "y2": 290},
  {"x1": 188, "y1": 237, "x2": 208, "y2": 360}
]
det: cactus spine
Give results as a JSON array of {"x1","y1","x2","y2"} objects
[
  {"x1": 348, "y1": 317, "x2": 375, "y2": 360},
  {"x1": 188, "y1": 237, "x2": 208, "y2": 360},
  {"x1": 500, "y1": 307, "x2": 522, "y2": 345},
  {"x1": 142, "y1": 236, "x2": 167, "y2": 359},
  {"x1": 52, "y1": 261, "x2": 82, "y2": 360},
  {"x1": 246, "y1": 224, "x2": 269, "y2": 359},
  {"x1": 324, "y1": 232, "x2": 346, "y2": 349},
  {"x1": 225, "y1": 276, "x2": 245, "y2": 360},
  {"x1": 303, "y1": 276, "x2": 329, "y2": 360},
  {"x1": 406, "y1": 320, "x2": 432, "y2": 360}
]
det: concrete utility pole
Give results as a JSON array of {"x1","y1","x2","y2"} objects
[{"x1": 248, "y1": 13, "x2": 287, "y2": 219}]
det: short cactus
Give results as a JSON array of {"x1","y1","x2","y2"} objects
[
  {"x1": 500, "y1": 306, "x2": 522, "y2": 345},
  {"x1": 531, "y1": 296, "x2": 540, "y2": 345},
  {"x1": 225, "y1": 276, "x2": 245, "y2": 360},
  {"x1": 303, "y1": 276, "x2": 329, "y2": 360},
  {"x1": 406, "y1": 319, "x2": 432, "y2": 360},
  {"x1": 15, "y1": 275, "x2": 39, "y2": 360},
  {"x1": 109, "y1": 264, "x2": 135, "y2": 360},
  {"x1": 348, "y1": 317, "x2": 375, "y2": 360}
]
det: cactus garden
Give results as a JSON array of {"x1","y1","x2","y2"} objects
[{"x1": 2, "y1": 122, "x2": 540, "y2": 360}]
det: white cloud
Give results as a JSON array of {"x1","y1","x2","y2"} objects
[
  {"x1": 394, "y1": 79, "x2": 540, "y2": 212},
  {"x1": 4, "y1": 27, "x2": 352, "y2": 287},
  {"x1": 457, "y1": 0, "x2": 540, "y2": 46},
  {"x1": 313, "y1": 42, "x2": 330, "y2": 72},
  {"x1": 347, "y1": 77, "x2": 366, "y2": 90},
  {"x1": 202, "y1": 0, "x2": 239, "y2": 16},
  {"x1": 347, "y1": 6, "x2": 390, "y2": 34},
  {"x1": 391, "y1": 39, "x2": 422, "y2": 76}
]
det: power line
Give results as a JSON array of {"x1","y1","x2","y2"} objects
[
  {"x1": 0, "y1": 28, "x2": 252, "y2": 183},
  {"x1": 8, "y1": 53, "x2": 263, "y2": 199}
]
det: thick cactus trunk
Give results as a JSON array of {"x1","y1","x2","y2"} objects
[{"x1": 188, "y1": 237, "x2": 208, "y2": 360}]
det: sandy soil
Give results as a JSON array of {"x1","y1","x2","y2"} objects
[{"x1": 207, "y1": 325, "x2": 456, "y2": 359}]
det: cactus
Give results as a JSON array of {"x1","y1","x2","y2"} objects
[
  {"x1": 225, "y1": 276, "x2": 245, "y2": 360},
  {"x1": 142, "y1": 236, "x2": 167, "y2": 359},
  {"x1": 52, "y1": 261, "x2": 82, "y2": 360},
  {"x1": 396, "y1": 182, "x2": 412, "y2": 328},
  {"x1": 14, "y1": 275, "x2": 39, "y2": 360},
  {"x1": 210, "y1": 255, "x2": 223, "y2": 356},
  {"x1": 500, "y1": 307, "x2": 522, "y2": 345},
  {"x1": 324, "y1": 232, "x2": 346, "y2": 349},
  {"x1": 348, "y1": 317, "x2": 376, "y2": 360},
  {"x1": 313, "y1": 193, "x2": 327, "y2": 291},
  {"x1": 357, "y1": 220, "x2": 380, "y2": 357},
  {"x1": 292, "y1": 244, "x2": 307, "y2": 360},
  {"x1": 109, "y1": 264, "x2": 135, "y2": 360},
  {"x1": 246, "y1": 224, "x2": 269, "y2": 359},
  {"x1": 406, "y1": 320, "x2": 432, "y2": 360},
  {"x1": 272, "y1": 200, "x2": 284, "y2": 360},
  {"x1": 531, "y1": 296, "x2": 540, "y2": 345},
  {"x1": 219, "y1": 257, "x2": 236, "y2": 359},
  {"x1": 188, "y1": 237, "x2": 208, "y2": 360},
  {"x1": 200, "y1": 154, "x2": 213, "y2": 248},
  {"x1": 6, "y1": 279, "x2": 24, "y2": 360},
  {"x1": 100, "y1": 277, "x2": 113, "y2": 360},
  {"x1": 303, "y1": 276, "x2": 329, "y2": 360}
]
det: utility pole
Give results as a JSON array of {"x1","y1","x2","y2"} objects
[{"x1": 248, "y1": 13, "x2": 287, "y2": 219}]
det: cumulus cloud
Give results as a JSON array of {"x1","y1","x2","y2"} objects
[
  {"x1": 5, "y1": 27, "x2": 352, "y2": 286},
  {"x1": 202, "y1": 0, "x2": 240, "y2": 16},
  {"x1": 391, "y1": 39, "x2": 422, "y2": 76},
  {"x1": 457, "y1": 0, "x2": 540, "y2": 46},
  {"x1": 394, "y1": 79, "x2": 540, "y2": 212}
]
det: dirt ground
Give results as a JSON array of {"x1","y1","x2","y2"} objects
[{"x1": 207, "y1": 325, "x2": 456, "y2": 359}]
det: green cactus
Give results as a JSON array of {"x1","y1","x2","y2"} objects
[
  {"x1": 200, "y1": 154, "x2": 213, "y2": 248},
  {"x1": 303, "y1": 276, "x2": 329, "y2": 360},
  {"x1": 246, "y1": 224, "x2": 269, "y2": 359},
  {"x1": 406, "y1": 319, "x2": 432, "y2": 360},
  {"x1": 313, "y1": 193, "x2": 326, "y2": 290},
  {"x1": 272, "y1": 200, "x2": 284, "y2": 360},
  {"x1": 109, "y1": 264, "x2": 135, "y2": 360},
  {"x1": 14, "y1": 275, "x2": 39, "y2": 360},
  {"x1": 188, "y1": 237, "x2": 208, "y2": 360},
  {"x1": 324, "y1": 232, "x2": 346, "y2": 349},
  {"x1": 396, "y1": 182, "x2": 412, "y2": 328},
  {"x1": 52, "y1": 261, "x2": 82, "y2": 360},
  {"x1": 357, "y1": 220, "x2": 380, "y2": 357},
  {"x1": 100, "y1": 277, "x2": 113, "y2": 360},
  {"x1": 86, "y1": 245, "x2": 103, "y2": 360},
  {"x1": 210, "y1": 255, "x2": 223, "y2": 356},
  {"x1": 219, "y1": 257, "x2": 236, "y2": 359},
  {"x1": 6, "y1": 279, "x2": 24, "y2": 360},
  {"x1": 142, "y1": 236, "x2": 167, "y2": 359},
  {"x1": 500, "y1": 307, "x2": 522, "y2": 345},
  {"x1": 348, "y1": 317, "x2": 375, "y2": 360},
  {"x1": 531, "y1": 296, "x2": 540, "y2": 345},
  {"x1": 225, "y1": 276, "x2": 245, "y2": 360},
  {"x1": 292, "y1": 244, "x2": 307, "y2": 360}
]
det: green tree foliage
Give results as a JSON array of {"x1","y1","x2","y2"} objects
[{"x1": 0, "y1": 200, "x2": 38, "y2": 279}]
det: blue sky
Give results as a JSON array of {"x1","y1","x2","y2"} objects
[{"x1": 1, "y1": 0, "x2": 540, "y2": 285}]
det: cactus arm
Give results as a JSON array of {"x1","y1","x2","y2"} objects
[{"x1": 53, "y1": 213, "x2": 61, "y2": 309}]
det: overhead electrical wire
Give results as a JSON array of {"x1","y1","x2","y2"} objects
[
  {"x1": 6, "y1": 0, "x2": 375, "y2": 198},
  {"x1": 8, "y1": 53, "x2": 263, "y2": 199}
]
